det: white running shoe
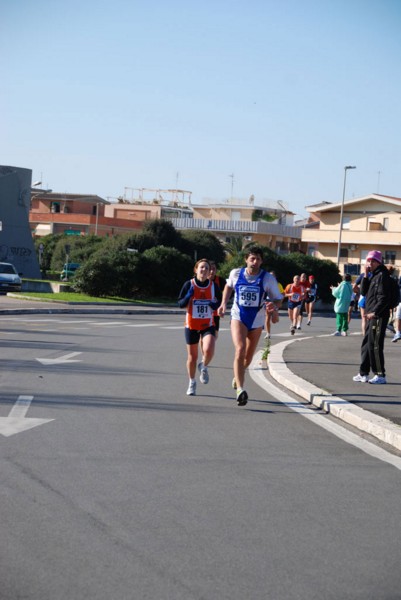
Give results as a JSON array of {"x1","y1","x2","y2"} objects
[
  {"x1": 200, "y1": 366, "x2": 209, "y2": 384},
  {"x1": 296, "y1": 325, "x2": 301, "y2": 330},
  {"x1": 331, "y1": 331, "x2": 341, "y2": 336},
  {"x1": 392, "y1": 332, "x2": 401, "y2": 343},
  {"x1": 307, "y1": 320, "x2": 311, "y2": 326},
  {"x1": 369, "y1": 375, "x2": 386, "y2": 384},
  {"x1": 341, "y1": 331, "x2": 348, "y2": 336},
  {"x1": 198, "y1": 361, "x2": 209, "y2": 384},
  {"x1": 353, "y1": 374, "x2": 369, "y2": 383},
  {"x1": 186, "y1": 381, "x2": 197, "y2": 395}
]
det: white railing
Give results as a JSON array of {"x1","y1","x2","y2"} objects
[{"x1": 170, "y1": 218, "x2": 302, "y2": 238}]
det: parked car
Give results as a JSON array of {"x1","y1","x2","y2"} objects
[
  {"x1": 60, "y1": 263, "x2": 80, "y2": 281},
  {"x1": 0, "y1": 262, "x2": 22, "y2": 293}
]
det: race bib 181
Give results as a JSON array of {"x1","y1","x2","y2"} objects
[{"x1": 192, "y1": 299, "x2": 212, "y2": 319}]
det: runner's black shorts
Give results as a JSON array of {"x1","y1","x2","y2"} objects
[{"x1": 185, "y1": 326, "x2": 216, "y2": 345}]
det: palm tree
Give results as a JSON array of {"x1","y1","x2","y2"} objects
[{"x1": 224, "y1": 236, "x2": 253, "y2": 260}]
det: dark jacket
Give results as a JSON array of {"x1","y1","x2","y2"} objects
[{"x1": 360, "y1": 263, "x2": 391, "y2": 317}]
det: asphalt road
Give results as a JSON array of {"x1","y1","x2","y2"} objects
[{"x1": 1, "y1": 312, "x2": 401, "y2": 600}]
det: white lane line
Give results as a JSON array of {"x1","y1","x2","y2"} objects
[
  {"x1": 249, "y1": 352, "x2": 401, "y2": 472},
  {"x1": 0, "y1": 319, "x2": 95, "y2": 324},
  {"x1": 125, "y1": 324, "x2": 160, "y2": 328},
  {"x1": 90, "y1": 322, "x2": 129, "y2": 326}
]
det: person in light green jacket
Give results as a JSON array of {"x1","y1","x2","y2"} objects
[{"x1": 331, "y1": 274, "x2": 353, "y2": 336}]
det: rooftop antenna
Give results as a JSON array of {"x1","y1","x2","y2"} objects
[
  {"x1": 175, "y1": 172, "x2": 179, "y2": 201},
  {"x1": 229, "y1": 173, "x2": 234, "y2": 199}
]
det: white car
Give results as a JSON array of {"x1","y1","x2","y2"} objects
[{"x1": 0, "y1": 262, "x2": 22, "y2": 294}]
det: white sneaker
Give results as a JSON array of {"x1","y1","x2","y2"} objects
[
  {"x1": 369, "y1": 375, "x2": 386, "y2": 384},
  {"x1": 353, "y1": 374, "x2": 368, "y2": 383},
  {"x1": 200, "y1": 366, "x2": 209, "y2": 384},
  {"x1": 296, "y1": 325, "x2": 301, "y2": 330},
  {"x1": 392, "y1": 332, "x2": 401, "y2": 343},
  {"x1": 341, "y1": 331, "x2": 348, "y2": 336},
  {"x1": 264, "y1": 333, "x2": 270, "y2": 339},
  {"x1": 198, "y1": 361, "x2": 209, "y2": 384},
  {"x1": 331, "y1": 331, "x2": 341, "y2": 336},
  {"x1": 307, "y1": 320, "x2": 311, "y2": 326},
  {"x1": 186, "y1": 381, "x2": 197, "y2": 395}
]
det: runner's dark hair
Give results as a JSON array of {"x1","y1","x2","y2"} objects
[{"x1": 244, "y1": 246, "x2": 264, "y2": 260}]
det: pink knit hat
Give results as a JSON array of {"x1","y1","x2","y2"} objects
[{"x1": 366, "y1": 250, "x2": 383, "y2": 263}]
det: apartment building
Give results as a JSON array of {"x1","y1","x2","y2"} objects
[{"x1": 302, "y1": 194, "x2": 401, "y2": 273}]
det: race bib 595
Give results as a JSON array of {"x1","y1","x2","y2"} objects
[{"x1": 238, "y1": 285, "x2": 260, "y2": 307}]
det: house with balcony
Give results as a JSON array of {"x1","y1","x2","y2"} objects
[
  {"x1": 105, "y1": 188, "x2": 193, "y2": 223},
  {"x1": 30, "y1": 192, "x2": 143, "y2": 237},
  {"x1": 301, "y1": 194, "x2": 401, "y2": 274},
  {"x1": 173, "y1": 198, "x2": 303, "y2": 254}
]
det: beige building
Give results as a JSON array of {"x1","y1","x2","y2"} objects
[
  {"x1": 302, "y1": 194, "x2": 401, "y2": 274},
  {"x1": 175, "y1": 198, "x2": 303, "y2": 254}
]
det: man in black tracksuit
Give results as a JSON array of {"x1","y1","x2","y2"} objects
[{"x1": 353, "y1": 250, "x2": 391, "y2": 384}]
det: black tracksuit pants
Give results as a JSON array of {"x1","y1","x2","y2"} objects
[{"x1": 359, "y1": 314, "x2": 389, "y2": 377}]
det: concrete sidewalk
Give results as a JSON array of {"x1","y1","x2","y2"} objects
[{"x1": 268, "y1": 331, "x2": 401, "y2": 452}]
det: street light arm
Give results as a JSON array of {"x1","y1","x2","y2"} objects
[{"x1": 336, "y1": 166, "x2": 356, "y2": 268}]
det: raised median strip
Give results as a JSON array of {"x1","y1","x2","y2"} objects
[{"x1": 268, "y1": 338, "x2": 401, "y2": 453}]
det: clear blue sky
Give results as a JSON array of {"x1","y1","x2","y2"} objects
[{"x1": 2, "y1": 0, "x2": 401, "y2": 217}]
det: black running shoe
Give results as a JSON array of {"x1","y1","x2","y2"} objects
[{"x1": 236, "y1": 390, "x2": 248, "y2": 406}]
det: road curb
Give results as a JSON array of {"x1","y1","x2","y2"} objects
[
  {"x1": 268, "y1": 338, "x2": 401, "y2": 452},
  {"x1": 0, "y1": 309, "x2": 183, "y2": 315}
]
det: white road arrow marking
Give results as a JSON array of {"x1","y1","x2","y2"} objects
[
  {"x1": 36, "y1": 351, "x2": 82, "y2": 365},
  {"x1": 0, "y1": 396, "x2": 54, "y2": 437}
]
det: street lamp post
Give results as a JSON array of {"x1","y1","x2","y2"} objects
[
  {"x1": 95, "y1": 202, "x2": 100, "y2": 235},
  {"x1": 336, "y1": 165, "x2": 356, "y2": 268}
]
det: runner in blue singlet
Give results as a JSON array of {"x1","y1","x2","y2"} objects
[{"x1": 218, "y1": 246, "x2": 283, "y2": 406}]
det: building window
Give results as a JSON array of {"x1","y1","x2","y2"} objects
[
  {"x1": 385, "y1": 251, "x2": 396, "y2": 264},
  {"x1": 383, "y1": 218, "x2": 389, "y2": 231},
  {"x1": 340, "y1": 248, "x2": 349, "y2": 258},
  {"x1": 367, "y1": 217, "x2": 382, "y2": 231},
  {"x1": 344, "y1": 263, "x2": 361, "y2": 275},
  {"x1": 342, "y1": 216, "x2": 350, "y2": 230}
]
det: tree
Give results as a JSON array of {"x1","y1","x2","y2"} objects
[
  {"x1": 73, "y1": 250, "x2": 140, "y2": 297},
  {"x1": 136, "y1": 246, "x2": 193, "y2": 297},
  {"x1": 50, "y1": 234, "x2": 103, "y2": 271},
  {"x1": 181, "y1": 230, "x2": 226, "y2": 264}
]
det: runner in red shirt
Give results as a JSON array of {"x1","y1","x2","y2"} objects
[{"x1": 284, "y1": 275, "x2": 304, "y2": 335}]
